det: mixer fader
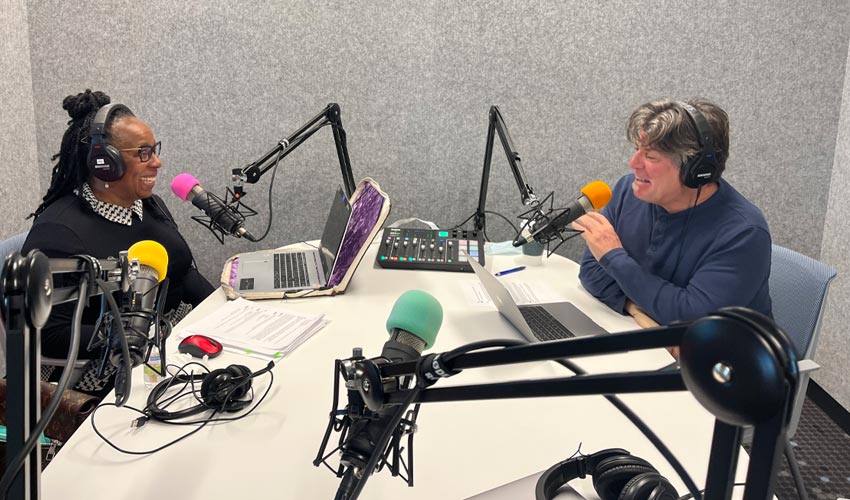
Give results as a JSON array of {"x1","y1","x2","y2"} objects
[{"x1": 375, "y1": 227, "x2": 484, "y2": 272}]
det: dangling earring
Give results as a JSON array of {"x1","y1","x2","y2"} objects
[{"x1": 104, "y1": 182, "x2": 110, "y2": 189}]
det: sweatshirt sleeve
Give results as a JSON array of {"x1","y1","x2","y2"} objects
[
  {"x1": 578, "y1": 246, "x2": 627, "y2": 314},
  {"x1": 600, "y1": 225, "x2": 771, "y2": 324}
]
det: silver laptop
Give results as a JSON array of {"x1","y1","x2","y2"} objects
[
  {"x1": 235, "y1": 187, "x2": 352, "y2": 293},
  {"x1": 468, "y1": 256, "x2": 607, "y2": 342},
  {"x1": 465, "y1": 470, "x2": 585, "y2": 499}
]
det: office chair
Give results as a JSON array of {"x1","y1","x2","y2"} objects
[
  {"x1": 0, "y1": 230, "x2": 89, "y2": 385},
  {"x1": 767, "y1": 244, "x2": 837, "y2": 500}
]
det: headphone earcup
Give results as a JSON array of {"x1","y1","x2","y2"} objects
[
  {"x1": 680, "y1": 154, "x2": 719, "y2": 189},
  {"x1": 201, "y1": 364, "x2": 253, "y2": 411},
  {"x1": 618, "y1": 472, "x2": 679, "y2": 500},
  {"x1": 89, "y1": 143, "x2": 126, "y2": 181},
  {"x1": 592, "y1": 455, "x2": 657, "y2": 500}
]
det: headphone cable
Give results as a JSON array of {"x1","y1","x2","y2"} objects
[{"x1": 89, "y1": 362, "x2": 274, "y2": 454}]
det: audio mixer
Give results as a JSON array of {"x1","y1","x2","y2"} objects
[{"x1": 375, "y1": 227, "x2": 484, "y2": 272}]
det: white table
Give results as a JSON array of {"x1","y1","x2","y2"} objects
[{"x1": 41, "y1": 241, "x2": 748, "y2": 499}]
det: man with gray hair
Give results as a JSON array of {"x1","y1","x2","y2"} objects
[{"x1": 574, "y1": 98, "x2": 772, "y2": 329}]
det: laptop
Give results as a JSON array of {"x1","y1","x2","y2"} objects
[
  {"x1": 467, "y1": 256, "x2": 607, "y2": 342},
  {"x1": 465, "y1": 470, "x2": 585, "y2": 499},
  {"x1": 235, "y1": 187, "x2": 352, "y2": 292}
]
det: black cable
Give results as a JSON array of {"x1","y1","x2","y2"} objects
[
  {"x1": 552, "y1": 358, "x2": 701, "y2": 500},
  {"x1": 435, "y1": 339, "x2": 702, "y2": 500},
  {"x1": 96, "y1": 278, "x2": 133, "y2": 406},
  {"x1": 0, "y1": 279, "x2": 88, "y2": 497},
  {"x1": 670, "y1": 186, "x2": 702, "y2": 279},
  {"x1": 89, "y1": 362, "x2": 274, "y2": 455},
  {"x1": 444, "y1": 211, "x2": 477, "y2": 231},
  {"x1": 484, "y1": 210, "x2": 520, "y2": 235},
  {"x1": 246, "y1": 148, "x2": 283, "y2": 243}
]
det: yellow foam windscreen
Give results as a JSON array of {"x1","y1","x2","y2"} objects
[
  {"x1": 580, "y1": 180, "x2": 613, "y2": 210},
  {"x1": 127, "y1": 240, "x2": 169, "y2": 282}
]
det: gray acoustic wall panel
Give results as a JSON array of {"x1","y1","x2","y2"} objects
[
  {"x1": 0, "y1": 0, "x2": 40, "y2": 239},
  {"x1": 20, "y1": 0, "x2": 850, "y2": 411},
  {"x1": 819, "y1": 42, "x2": 850, "y2": 412},
  {"x1": 25, "y1": 1, "x2": 850, "y2": 284}
]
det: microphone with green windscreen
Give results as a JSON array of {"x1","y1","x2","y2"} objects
[
  {"x1": 384, "y1": 289, "x2": 443, "y2": 354},
  {"x1": 335, "y1": 290, "x2": 443, "y2": 500}
]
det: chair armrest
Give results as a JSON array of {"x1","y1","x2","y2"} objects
[{"x1": 797, "y1": 359, "x2": 820, "y2": 375}]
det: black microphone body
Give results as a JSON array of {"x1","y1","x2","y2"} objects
[
  {"x1": 515, "y1": 193, "x2": 596, "y2": 246},
  {"x1": 335, "y1": 329, "x2": 425, "y2": 500},
  {"x1": 186, "y1": 185, "x2": 256, "y2": 241},
  {"x1": 110, "y1": 264, "x2": 160, "y2": 368}
]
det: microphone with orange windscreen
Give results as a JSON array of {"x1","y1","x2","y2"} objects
[{"x1": 513, "y1": 180, "x2": 613, "y2": 247}]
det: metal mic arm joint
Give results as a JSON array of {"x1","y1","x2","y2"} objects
[{"x1": 232, "y1": 103, "x2": 356, "y2": 199}]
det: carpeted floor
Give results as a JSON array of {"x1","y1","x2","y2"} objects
[{"x1": 773, "y1": 397, "x2": 850, "y2": 500}]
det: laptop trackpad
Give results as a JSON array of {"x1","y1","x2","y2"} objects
[{"x1": 542, "y1": 302, "x2": 607, "y2": 337}]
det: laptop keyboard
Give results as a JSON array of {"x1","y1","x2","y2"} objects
[
  {"x1": 274, "y1": 252, "x2": 310, "y2": 289},
  {"x1": 519, "y1": 305, "x2": 576, "y2": 341}
]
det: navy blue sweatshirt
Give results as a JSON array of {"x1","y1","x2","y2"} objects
[{"x1": 578, "y1": 174, "x2": 772, "y2": 324}]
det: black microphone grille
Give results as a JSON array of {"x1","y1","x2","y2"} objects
[{"x1": 390, "y1": 329, "x2": 426, "y2": 353}]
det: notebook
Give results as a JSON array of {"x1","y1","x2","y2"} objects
[
  {"x1": 467, "y1": 256, "x2": 607, "y2": 342},
  {"x1": 234, "y1": 187, "x2": 352, "y2": 293}
]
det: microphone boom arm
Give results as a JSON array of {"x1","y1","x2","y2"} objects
[
  {"x1": 475, "y1": 106, "x2": 539, "y2": 234},
  {"x1": 1, "y1": 250, "x2": 148, "y2": 499},
  {"x1": 233, "y1": 103, "x2": 356, "y2": 199},
  {"x1": 354, "y1": 314, "x2": 797, "y2": 500}
]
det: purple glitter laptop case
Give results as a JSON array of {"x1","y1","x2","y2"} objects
[{"x1": 220, "y1": 177, "x2": 390, "y2": 300}]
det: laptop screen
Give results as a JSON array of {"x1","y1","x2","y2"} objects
[{"x1": 318, "y1": 187, "x2": 352, "y2": 276}]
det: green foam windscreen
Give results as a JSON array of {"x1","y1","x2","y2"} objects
[{"x1": 385, "y1": 290, "x2": 443, "y2": 349}]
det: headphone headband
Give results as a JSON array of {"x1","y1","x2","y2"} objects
[{"x1": 90, "y1": 103, "x2": 131, "y2": 139}]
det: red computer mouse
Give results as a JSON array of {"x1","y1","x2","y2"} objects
[{"x1": 178, "y1": 335, "x2": 223, "y2": 358}]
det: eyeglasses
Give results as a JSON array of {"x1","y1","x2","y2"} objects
[{"x1": 118, "y1": 141, "x2": 162, "y2": 162}]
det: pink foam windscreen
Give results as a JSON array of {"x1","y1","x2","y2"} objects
[{"x1": 170, "y1": 173, "x2": 200, "y2": 201}]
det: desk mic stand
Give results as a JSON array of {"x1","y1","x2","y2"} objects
[
  {"x1": 231, "y1": 103, "x2": 357, "y2": 201},
  {"x1": 474, "y1": 106, "x2": 542, "y2": 237},
  {"x1": 328, "y1": 309, "x2": 797, "y2": 500},
  {"x1": 1, "y1": 250, "x2": 148, "y2": 500}
]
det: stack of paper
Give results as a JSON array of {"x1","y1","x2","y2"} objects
[{"x1": 176, "y1": 298, "x2": 328, "y2": 361}]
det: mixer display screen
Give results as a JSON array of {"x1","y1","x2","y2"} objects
[{"x1": 375, "y1": 227, "x2": 484, "y2": 272}]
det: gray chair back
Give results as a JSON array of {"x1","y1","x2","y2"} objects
[
  {"x1": 0, "y1": 229, "x2": 89, "y2": 384},
  {"x1": 1, "y1": 231, "x2": 28, "y2": 261},
  {"x1": 769, "y1": 244, "x2": 837, "y2": 360}
]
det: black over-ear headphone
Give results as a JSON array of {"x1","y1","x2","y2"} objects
[
  {"x1": 677, "y1": 102, "x2": 723, "y2": 189},
  {"x1": 146, "y1": 361, "x2": 275, "y2": 419},
  {"x1": 536, "y1": 448, "x2": 679, "y2": 500},
  {"x1": 200, "y1": 362, "x2": 275, "y2": 412},
  {"x1": 88, "y1": 103, "x2": 132, "y2": 182}
]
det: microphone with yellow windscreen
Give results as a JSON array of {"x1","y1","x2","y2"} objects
[{"x1": 113, "y1": 240, "x2": 169, "y2": 368}]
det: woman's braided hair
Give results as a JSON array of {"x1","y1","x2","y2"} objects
[{"x1": 30, "y1": 89, "x2": 134, "y2": 218}]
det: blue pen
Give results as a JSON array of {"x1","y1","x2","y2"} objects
[{"x1": 494, "y1": 265, "x2": 526, "y2": 277}]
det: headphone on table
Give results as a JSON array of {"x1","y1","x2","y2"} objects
[
  {"x1": 146, "y1": 361, "x2": 275, "y2": 420},
  {"x1": 535, "y1": 448, "x2": 679, "y2": 500},
  {"x1": 677, "y1": 102, "x2": 723, "y2": 189},
  {"x1": 87, "y1": 103, "x2": 133, "y2": 182}
]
